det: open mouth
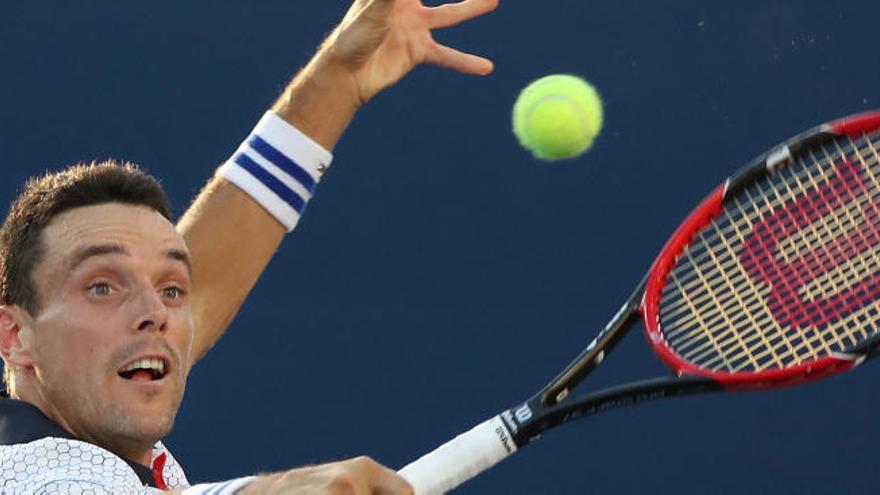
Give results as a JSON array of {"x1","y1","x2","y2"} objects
[{"x1": 118, "y1": 357, "x2": 170, "y2": 382}]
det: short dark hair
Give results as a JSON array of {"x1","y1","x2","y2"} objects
[{"x1": 0, "y1": 160, "x2": 172, "y2": 315}]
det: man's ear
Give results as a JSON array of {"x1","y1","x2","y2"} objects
[{"x1": 0, "y1": 305, "x2": 34, "y2": 368}]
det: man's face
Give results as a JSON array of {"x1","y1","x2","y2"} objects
[{"x1": 22, "y1": 202, "x2": 193, "y2": 457}]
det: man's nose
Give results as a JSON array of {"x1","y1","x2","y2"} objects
[{"x1": 135, "y1": 289, "x2": 168, "y2": 333}]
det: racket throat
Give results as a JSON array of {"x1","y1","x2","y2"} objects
[
  {"x1": 499, "y1": 400, "x2": 546, "y2": 448},
  {"x1": 542, "y1": 276, "x2": 648, "y2": 406}
]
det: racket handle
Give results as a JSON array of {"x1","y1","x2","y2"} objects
[{"x1": 398, "y1": 415, "x2": 517, "y2": 495}]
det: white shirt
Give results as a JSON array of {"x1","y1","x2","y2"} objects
[
  {"x1": 0, "y1": 397, "x2": 252, "y2": 494},
  {"x1": 0, "y1": 437, "x2": 187, "y2": 494}
]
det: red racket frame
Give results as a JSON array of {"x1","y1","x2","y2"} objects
[{"x1": 643, "y1": 110, "x2": 880, "y2": 390}]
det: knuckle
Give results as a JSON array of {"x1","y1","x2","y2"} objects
[{"x1": 327, "y1": 471, "x2": 359, "y2": 493}]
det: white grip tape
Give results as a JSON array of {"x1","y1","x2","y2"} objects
[{"x1": 398, "y1": 415, "x2": 517, "y2": 495}]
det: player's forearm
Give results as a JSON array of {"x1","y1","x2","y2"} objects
[
  {"x1": 181, "y1": 53, "x2": 350, "y2": 362},
  {"x1": 177, "y1": 177, "x2": 285, "y2": 362},
  {"x1": 271, "y1": 51, "x2": 362, "y2": 151}
]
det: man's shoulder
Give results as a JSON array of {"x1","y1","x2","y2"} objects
[
  {"x1": 0, "y1": 436, "x2": 157, "y2": 493},
  {"x1": 0, "y1": 396, "x2": 71, "y2": 446}
]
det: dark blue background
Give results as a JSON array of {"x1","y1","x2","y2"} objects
[{"x1": 2, "y1": 1, "x2": 879, "y2": 493}]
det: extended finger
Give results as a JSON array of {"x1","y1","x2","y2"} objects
[
  {"x1": 425, "y1": 42, "x2": 494, "y2": 75},
  {"x1": 426, "y1": 0, "x2": 499, "y2": 29}
]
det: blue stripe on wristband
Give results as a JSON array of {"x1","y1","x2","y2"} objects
[
  {"x1": 218, "y1": 111, "x2": 332, "y2": 232},
  {"x1": 233, "y1": 153, "x2": 307, "y2": 213},
  {"x1": 248, "y1": 135, "x2": 317, "y2": 194}
]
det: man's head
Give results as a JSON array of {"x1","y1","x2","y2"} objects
[{"x1": 0, "y1": 161, "x2": 194, "y2": 463}]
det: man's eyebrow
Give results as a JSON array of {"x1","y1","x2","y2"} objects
[
  {"x1": 69, "y1": 244, "x2": 129, "y2": 272},
  {"x1": 165, "y1": 248, "x2": 192, "y2": 276},
  {"x1": 68, "y1": 244, "x2": 192, "y2": 276}
]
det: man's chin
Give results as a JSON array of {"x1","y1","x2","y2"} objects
[
  {"x1": 112, "y1": 376, "x2": 183, "y2": 432},
  {"x1": 103, "y1": 412, "x2": 176, "y2": 460},
  {"x1": 87, "y1": 402, "x2": 178, "y2": 465},
  {"x1": 130, "y1": 412, "x2": 175, "y2": 439},
  {"x1": 106, "y1": 400, "x2": 179, "y2": 444}
]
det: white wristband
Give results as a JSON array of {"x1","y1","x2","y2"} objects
[
  {"x1": 181, "y1": 475, "x2": 256, "y2": 494},
  {"x1": 217, "y1": 111, "x2": 333, "y2": 231}
]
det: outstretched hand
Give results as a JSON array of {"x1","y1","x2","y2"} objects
[
  {"x1": 271, "y1": 0, "x2": 497, "y2": 150},
  {"x1": 325, "y1": 0, "x2": 499, "y2": 104}
]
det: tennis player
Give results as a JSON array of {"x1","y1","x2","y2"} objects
[{"x1": 0, "y1": 0, "x2": 498, "y2": 493}]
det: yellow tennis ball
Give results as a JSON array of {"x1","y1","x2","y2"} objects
[{"x1": 512, "y1": 74, "x2": 604, "y2": 161}]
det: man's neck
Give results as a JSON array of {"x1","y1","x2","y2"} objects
[{"x1": 12, "y1": 383, "x2": 154, "y2": 466}]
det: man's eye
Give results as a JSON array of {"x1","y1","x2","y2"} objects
[
  {"x1": 87, "y1": 282, "x2": 113, "y2": 296},
  {"x1": 161, "y1": 286, "x2": 185, "y2": 300}
]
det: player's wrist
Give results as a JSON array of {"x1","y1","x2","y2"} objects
[
  {"x1": 309, "y1": 46, "x2": 365, "y2": 105},
  {"x1": 217, "y1": 111, "x2": 333, "y2": 232}
]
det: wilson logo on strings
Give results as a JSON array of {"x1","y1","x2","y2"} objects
[{"x1": 739, "y1": 159, "x2": 880, "y2": 330}]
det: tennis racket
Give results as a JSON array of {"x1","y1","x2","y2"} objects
[{"x1": 398, "y1": 110, "x2": 880, "y2": 494}]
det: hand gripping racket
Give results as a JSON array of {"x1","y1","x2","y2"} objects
[{"x1": 398, "y1": 110, "x2": 880, "y2": 494}]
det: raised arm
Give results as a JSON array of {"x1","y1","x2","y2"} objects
[{"x1": 178, "y1": 0, "x2": 498, "y2": 362}]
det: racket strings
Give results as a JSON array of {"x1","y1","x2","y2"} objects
[
  {"x1": 672, "y1": 136, "x2": 880, "y2": 307},
  {"x1": 757, "y1": 151, "x2": 879, "y2": 360},
  {"x1": 667, "y1": 170, "x2": 880, "y2": 332},
  {"x1": 733, "y1": 136, "x2": 880, "y2": 364},
  {"x1": 669, "y1": 135, "x2": 880, "y2": 285},
  {"x1": 658, "y1": 130, "x2": 880, "y2": 373},
  {"x1": 740, "y1": 139, "x2": 880, "y2": 362}
]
